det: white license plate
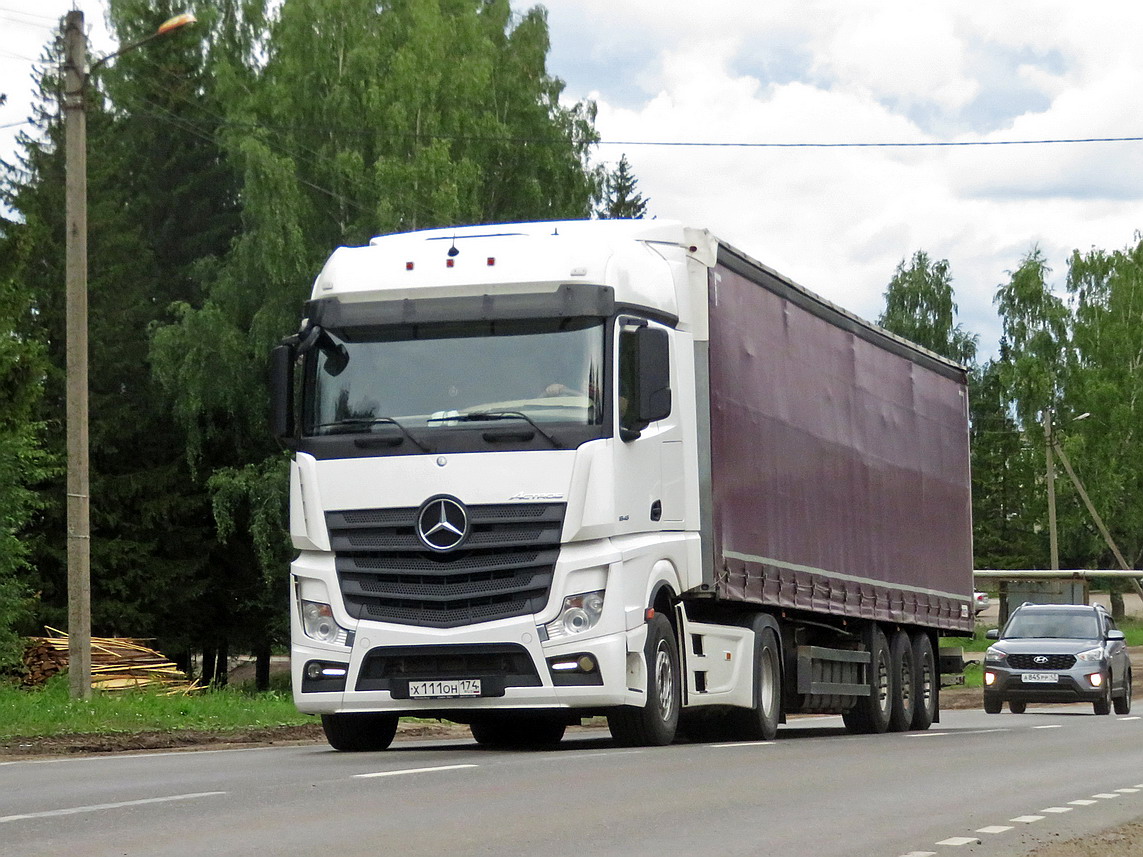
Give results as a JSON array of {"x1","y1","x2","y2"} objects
[
  {"x1": 1021, "y1": 673, "x2": 1059, "y2": 684},
  {"x1": 408, "y1": 679, "x2": 482, "y2": 699}
]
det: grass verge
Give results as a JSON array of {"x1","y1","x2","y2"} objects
[{"x1": 0, "y1": 676, "x2": 310, "y2": 740}]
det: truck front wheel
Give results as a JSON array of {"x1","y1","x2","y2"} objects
[
  {"x1": 321, "y1": 712, "x2": 399, "y2": 751},
  {"x1": 608, "y1": 613, "x2": 680, "y2": 746}
]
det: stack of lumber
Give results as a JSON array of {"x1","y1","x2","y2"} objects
[{"x1": 22, "y1": 627, "x2": 201, "y2": 694}]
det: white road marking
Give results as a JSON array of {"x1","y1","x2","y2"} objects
[
  {"x1": 1040, "y1": 807, "x2": 1072, "y2": 814},
  {"x1": 976, "y1": 825, "x2": 1013, "y2": 834},
  {"x1": 1118, "y1": 716, "x2": 1141, "y2": 721},
  {"x1": 1010, "y1": 815, "x2": 1045, "y2": 823},
  {"x1": 936, "y1": 837, "x2": 981, "y2": 846},
  {"x1": 1115, "y1": 788, "x2": 1140, "y2": 794},
  {"x1": 354, "y1": 764, "x2": 478, "y2": 779},
  {"x1": 0, "y1": 791, "x2": 226, "y2": 823},
  {"x1": 899, "y1": 851, "x2": 936, "y2": 856},
  {"x1": 1032, "y1": 724, "x2": 1063, "y2": 729},
  {"x1": 710, "y1": 741, "x2": 776, "y2": 748},
  {"x1": 1093, "y1": 793, "x2": 1122, "y2": 799},
  {"x1": 1069, "y1": 799, "x2": 1098, "y2": 806}
]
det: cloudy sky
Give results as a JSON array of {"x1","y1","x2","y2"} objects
[{"x1": 4, "y1": 1, "x2": 1142, "y2": 358}]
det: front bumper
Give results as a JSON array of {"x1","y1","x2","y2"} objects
[
  {"x1": 292, "y1": 618, "x2": 646, "y2": 716},
  {"x1": 983, "y1": 667, "x2": 1108, "y2": 705}
]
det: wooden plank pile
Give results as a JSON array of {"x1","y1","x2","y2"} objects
[{"x1": 21, "y1": 627, "x2": 201, "y2": 693}]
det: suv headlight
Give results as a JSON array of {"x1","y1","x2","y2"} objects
[
  {"x1": 1075, "y1": 647, "x2": 1104, "y2": 662},
  {"x1": 300, "y1": 600, "x2": 350, "y2": 646},
  {"x1": 545, "y1": 591, "x2": 605, "y2": 640},
  {"x1": 985, "y1": 646, "x2": 1008, "y2": 662}
]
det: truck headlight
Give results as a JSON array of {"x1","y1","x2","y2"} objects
[
  {"x1": 545, "y1": 591, "x2": 605, "y2": 639},
  {"x1": 300, "y1": 600, "x2": 350, "y2": 646}
]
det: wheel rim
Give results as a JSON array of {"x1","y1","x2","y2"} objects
[
  {"x1": 654, "y1": 641, "x2": 675, "y2": 720},
  {"x1": 919, "y1": 656, "x2": 934, "y2": 711},
  {"x1": 876, "y1": 651, "x2": 891, "y2": 714},
  {"x1": 899, "y1": 655, "x2": 913, "y2": 710},
  {"x1": 760, "y1": 646, "x2": 778, "y2": 718}
]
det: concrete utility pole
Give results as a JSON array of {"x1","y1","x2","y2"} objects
[
  {"x1": 63, "y1": 9, "x2": 92, "y2": 702},
  {"x1": 60, "y1": 9, "x2": 196, "y2": 700},
  {"x1": 1043, "y1": 409, "x2": 1059, "y2": 573}
]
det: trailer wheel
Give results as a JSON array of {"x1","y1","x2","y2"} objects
[
  {"x1": 909, "y1": 631, "x2": 938, "y2": 730},
  {"x1": 608, "y1": 613, "x2": 680, "y2": 746},
  {"x1": 887, "y1": 630, "x2": 916, "y2": 732},
  {"x1": 470, "y1": 715, "x2": 567, "y2": 748},
  {"x1": 725, "y1": 626, "x2": 781, "y2": 741},
  {"x1": 842, "y1": 624, "x2": 892, "y2": 734},
  {"x1": 321, "y1": 712, "x2": 399, "y2": 751}
]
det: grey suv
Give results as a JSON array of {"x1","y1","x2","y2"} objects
[{"x1": 983, "y1": 603, "x2": 1132, "y2": 715}]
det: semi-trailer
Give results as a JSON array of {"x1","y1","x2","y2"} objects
[{"x1": 271, "y1": 219, "x2": 974, "y2": 750}]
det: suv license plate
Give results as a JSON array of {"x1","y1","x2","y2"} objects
[
  {"x1": 408, "y1": 679, "x2": 482, "y2": 699},
  {"x1": 1021, "y1": 673, "x2": 1059, "y2": 684}
]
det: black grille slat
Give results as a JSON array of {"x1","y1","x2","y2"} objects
[
  {"x1": 1008, "y1": 654, "x2": 1077, "y2": 670},
  {"x1": 327, "y1": 502, "x2": 565, "y2": 628}
]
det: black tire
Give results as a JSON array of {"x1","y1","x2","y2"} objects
[
  {"x1": 321, "y1": 712, "x2": 399, "y2": 751},
  {"x1": 983, "y1": 696, "x2": 1003, "y2": 714},
  {"x1": 909, "y1": 631, "x2": 938, "y2": 730},
  {"x1": 470, "y1": 715, "x2": 567, "y2": 748},
  {"x1": 842, "y1": 624, "x2": 892, "y2": 734},
  {"x1": 725, "y1": 625, "x2": 782, "y2": 741},
  {"x1": 1114, "y1": 670, "x2": 1132, "y2": 715},
  {"x1": 888, "y1": 629, "x2": 916, "y2": 732},
  {"x1": 1009, "y1": 700, "x2": 1026, "y2": 714},
  {"x1": 1094, "y1": 679, "x2": 1112, "y2": 715},
  {"x1": 608, "y1": 613, "x2": 680, "y2": 746}
]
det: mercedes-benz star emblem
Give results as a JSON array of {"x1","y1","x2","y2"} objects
[{"x1": 416, "y1": 496, "x2": 469, "y2": 551}]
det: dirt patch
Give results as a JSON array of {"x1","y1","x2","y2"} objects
[{"x1": 1021, "y1": 820, "x2": 1143, "y2": 857}]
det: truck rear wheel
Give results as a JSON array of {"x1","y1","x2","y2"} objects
[
  {"x1": 608, "y1": 613, "x2": 680, "y2": 746},
  {"x1": 888, "y1": 629, "x2": 916, "y2": 732},
  {"x1": 842, "y1": 624, "x2": 892, "y2": 734},
  {"x1": 321, "y1": 712, "x2": 399, "y2": 751},
  {"x1": 725, "y1": 625, "x2": 781, "y2": 741},
  {"x1": 909, "y1": 631, "x2": 938, "y2": 730}
]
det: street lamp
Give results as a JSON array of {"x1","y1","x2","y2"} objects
[{"x1": 62, "y1": 9, "x2": 196, "y2": 700}]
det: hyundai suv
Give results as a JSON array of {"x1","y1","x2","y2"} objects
[{"x1": 983, "y1": 603, "x2": 1132, "y2": 715}]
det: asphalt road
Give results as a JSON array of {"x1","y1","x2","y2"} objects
[{"x1": 3, "y1": 707, "x2": 1141, "y2": 857}]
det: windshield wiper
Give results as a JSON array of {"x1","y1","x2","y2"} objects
[
  {"x1": 430, "y1": 411, "x2": 562, "y2": 448},
  {"x1": 313, "y1": 417, "x2": 431, "y2": 452}
]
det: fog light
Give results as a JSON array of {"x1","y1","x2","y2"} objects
[
  {"x1": 984, "y1": 671, "x2": 996, "y2": 686},
  {"x1": 301, "y1": 600, "x2": 350, "y2": 645},
  {"x1": 1089, "y1": 672, "x2": 1104, "y2": 687}
]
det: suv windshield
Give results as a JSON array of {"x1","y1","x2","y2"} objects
[
  {"x1": 302, "y1": 317, "x2": 605, "y2": 435},
  {"x1": 1002, "y1": 610, "x2": 1100, "y2": 640}
]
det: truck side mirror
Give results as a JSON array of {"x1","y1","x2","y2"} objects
[
  {"x1": 636, "y1": 327, "x2": 671, "y2": 423},
  {"x1": 619, "y1": 325, "x2": 671, "y2": 441},
  {"x1": 270, "y1": 343, "x2": 297, "y2": 447}
]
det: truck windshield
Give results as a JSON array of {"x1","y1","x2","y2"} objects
[{"x1": 303, "y1": 317, "x2": 605, "y2": 436}]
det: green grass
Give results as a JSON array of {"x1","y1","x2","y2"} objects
[{"x1": 0, "y1": 676, "x2": 311, "y2": 740}]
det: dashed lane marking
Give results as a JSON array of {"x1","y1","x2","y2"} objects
[
  {"x1": 936, "y1": 837, "x2": 981, "y2": 846},
  {"x1": 1040, "y1": 807, "x2": 1072, "y2": 814},
  {"x1": 1010, "y1": 815, "x2": 1045, "y2": 823},
  {"x1": 976, "y1": 825, "x2": 1014, "y2": 834},
  {"x1": 1033, "y1": 724, "x2": 1063, "y2": 729},
  {"x1": 710, "y1": 741, "x2": 776, "y2": 748},
  {"x1": 1069, "y1": 799, "x2": 1098, "y2": 806},
  {"x1": 354, "y1": 764, "x2": 478, "y2": 779},
  {"x1": 1093, "y1": 793, "x2": 1122, "y2": 799},
  {"x1": 0, "y1": 791, "x2": 226, "y2": 824},
  {"x1": 1115, "y1": 788, "x2": 1140, "y2": 794}
]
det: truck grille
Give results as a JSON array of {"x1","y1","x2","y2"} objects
[
  {"x1": 1008, "y1": 654, "x2": 1077, "y2": 670},
  {"x1": 327, "y1": 503, "x2": 564, "y2": 628}
]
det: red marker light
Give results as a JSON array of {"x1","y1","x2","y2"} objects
[
  {"x1": 446, "y1": 258, "x2": 455, "y2": 268},
  {"x1": 406, "y1": 262, "x2": 414, "y2": 271},
  {"x1": 487, "y1": 257, "x2": 496, "y2": 266}
]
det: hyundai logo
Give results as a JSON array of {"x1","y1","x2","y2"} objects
[
  {"x1": 1033, "y1": 656, "x2": 1049, "y2": 664},
  {"x1": 416, "y1": 496, "x2": 469, "y2": 552}
]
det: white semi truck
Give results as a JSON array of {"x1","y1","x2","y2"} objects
[{"x1": 271, "y1": 219, "x2": 974, "y2": 750}]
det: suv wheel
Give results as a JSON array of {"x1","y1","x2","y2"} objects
[
  {"x1": 1114, "y1": 670, "x2": 1132, "y2": 715},
  {"x1": 983, "y1": 696, "x2": 1003, "y2": 714}
]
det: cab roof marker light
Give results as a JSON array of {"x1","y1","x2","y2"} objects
[
  {"x1": 487, "y1": 257, "x2": 496, "y2": 266},
  {"x1": 446, "y1": 258, "x2": 455, "y2": 268},
  {"x1": 406, "y1": 261, "x2": 414, "y2": 270}
]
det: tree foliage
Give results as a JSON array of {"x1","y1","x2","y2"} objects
[
  {"x1": 878, "y1": 250, "x2": 977, "y2": 365},
  {"x1": 596, "y1": 154, "x2": 648, "y2": 219}
]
